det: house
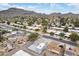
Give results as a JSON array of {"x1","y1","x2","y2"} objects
[
  {"x1": 64, "y1": 32, "x2": 71, "y2": 37},
  {"x1": 47, "y1": 41, "x2": 61, "y2": 55},
  {"x1": 12, "y1": 50, "x2": 31, "y2": 56},
  {"x1": 15, "y1": 36, "x2": 27, "y2": 46},
  {"x1": 3, "y1": 31, "x2": 26, "y2": 43},
  {"x1": 74, "y1": 47, "x2": 79, "y2": 55},
  {"x1": 36, "y1": 43, "x2": 46, "y2": 52},
  {"x1": 0, "y1": 43, "x2": 7, "y2": 55},
  {"x1": 47, "y1": 41, "x2": 67, "y2": 56},
  {"x1": 0, "y1": 47, "x2": 7, "y2": 55},
  {"x1": 7, "y1": 43, "x2": 13, "y2": 52},
  {"x1": 28, "y1": 37, "x2": 50, "y2": 54},
  {"x1": 65, "y1": 46, "x2": 79, "y2": 56}
]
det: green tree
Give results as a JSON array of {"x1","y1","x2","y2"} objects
[
  {"x1": 63, "y1": 26, "x2": 68, "y2": 32},
  {"x1": 27, "y1": 16, "x2": 37, "y2": 26},
  {"x1": 59, "y1": 44, "x2": 66, "y2": 56},
  {"x1": 0, "y1": 30, "x2": 10, "y2": 34},
  {"x1": 59, "y1": 33, "x2": 65, "y2": 40},
  {"x1": 35, "y1": 29, "x2": 40, "y2": 31},
  {"x1": 23, "y1": 25, "x2": 26, "y2": 29},
  {"x1": 60, "y1": 17, "x2": 66, "y2": 26},
  {"x1": 7, "y1": 21, "x2": 10, "y2": 25},
  {"x1": 69, "y1": 33, "x2": 79, "y2": 42},
  {"x1": 0, "y1": 33, "x2": 5, "y2": 42},
  {"x1": 73, "y1": 20, "x2": 79, "y2": 27},
  {"x1": 42, "y1": 27, "x2": 47, "y2": 33},
  {"x1": 41, "y1": 19, "x2": 48, "y2": 27},
  {"x1": 12, "y1": 28, "x2": 18, "y2": 31},
  {"x1": 28, "y1": 33, "x2": 39, "y2": 41},
  {"x1": 50, "y1": 32, "x2": 54, "y2": 36}
]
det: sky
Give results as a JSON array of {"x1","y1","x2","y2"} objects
[{"x1": 0, "y1": 3, "x2": 79, "y2": 14}]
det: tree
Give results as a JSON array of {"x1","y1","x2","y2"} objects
[
  {"x1": 12, "y1": 28, "x2": 18, "y2": 31},
  {"x1": 0, "y1": 33, "x2": 5, "y2": 42},
  {"x1": 73, "y1": 19, "x2": 79, "y2": 27},
  {"x1": 14, "y1": 20, "x2": 17, "y2": 24},
  {"x1": 59, "y1": 33, "x2": 65, "y2": 37},
  {"x1": 42, "y1": 26, "x2": 47, "y2": 33},
  {"x1": 41, "y1": 19, "x2": 48, "y2": 27},
  {"x1": 23, "y1": 25, "x2": 26, "y2": 29},
  {"x1": 7, "y1": 21, "x2": 10, "y2": 25},
  {"x1": 59, "y1": 33, "x2": 65, "y2": 40},
  {"x1": 60, "y1": 17, "x2": 66, "y2": 26},
  {"x1": 63, "y1": 26, "x2": 68, "y2": 32},
  {"x1": 35, "y1": 29, "x2": 40, "y2": 31},
  {"x1": 28, "y1": 33, "x2": 39, "y2": 41},
  {"x1": 50, "y1": 32, "x2": 54, "y2": 36},
  {"x1": 27, "y1": 16, "x2": 37, "y2": 26},
  {"x1": 69, "y1": 33, "x2": 79, "y2": 42},
  {"x1": 59, "y1": 44, "x2": 66, "y2": 56},
  {"x1": 0, "y1": 30, "x2": 10, "y2": 34}
]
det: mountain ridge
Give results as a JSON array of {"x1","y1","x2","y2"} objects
[{"x1": 0, "y1": 8, "x2": 79, "y2": 18}]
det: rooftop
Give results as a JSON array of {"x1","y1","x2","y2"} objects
[
  {"x1": 48, "y1": 41, "x2": 61, "y2": 54},
  {"x1": 12, "y1": 50, "x2": 31, "y2": 56}
]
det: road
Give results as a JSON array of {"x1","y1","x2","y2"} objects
[
  {"x1": 1, "y1": 23, "x2": 78, "y2": 56},
  {"x1": 0, "y1": 23, "x2": 78, "y2": 47},
  {"x1": 43, "y1": 35, "x2": 77, "y2": 46}
]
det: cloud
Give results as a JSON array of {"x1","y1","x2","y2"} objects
[
  {"x1": 0, "y1": 3, "x2": 17, "y2": 10},
  {"x1": 0, "y1": 3, "x2": 10, "y2": 7},
  {"x1": 0, "y1": 3, "x2": 79, "y2": 14},
  {"x1": 66, "y1": 3, "x2": 79, "y2": 9}
]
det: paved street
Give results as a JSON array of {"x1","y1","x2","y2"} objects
[
  {"x1": 0, "y1": 23, "x2": 78, "y2": 56},
  {"x1": 43, "y1": 35, "x2": 77, "y2": 46},
  {"x1": 4, "y1": 41, "x2": 39, "y2": 56},
  {"x1": 0, "y1": 23, "x2": 78, "y2": 47}
]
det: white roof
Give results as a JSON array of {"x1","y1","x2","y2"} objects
[
  {"x1": 69, "y1": 29, "x2": 79, "y2": 33},
  {"x1": 75, "y1": 27, "x2": 79, "y2": 29},
  {"x1": 36, "y1": 43, "x2": 45, "y2": 49},
  {"x1": 65, "y1": 33, "x2": 71, "y2": 37},
  {"x1": 11, "y1": 31, "x2": 17, "y2": 34},
  {"x1": 7, "y1": 43, "x2": 12, "y2": 49},
  {"x1": 12, "y1": 50, "x2": 31, "y2": 56},
  {"x1": 55, "y1": 31, "x2": 61, "y2": 35},
  {"x1": 47, "y1": 29, "x2": 56, "y2": 33},
  {"x1": 53, "y1": 27, "x2": 63, "y2": 30},
  {"x1": 27, "y1": 26, "x2": 39, "y2": 30}
]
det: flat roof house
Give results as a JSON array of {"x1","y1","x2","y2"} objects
[
  {"x1": 47, "y1": 41, "x2": 61, "y2": 55},
  {"x1": 12, "y1": 50, "x2": 31, "y2": 56}
]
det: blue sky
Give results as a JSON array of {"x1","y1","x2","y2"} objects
[{"x1": 0, "y1": 3, "x2": 79, "y2": 14}]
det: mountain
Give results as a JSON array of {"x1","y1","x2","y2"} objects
[
  {"x1": 0, "y1": 8, "x2": 47, "y2": 18},
  {"x1": 48, "y1": 12, "x2": 79, "y2": 19},
  {"x1": 0, "y1": 8, "x2": 79, "y2": 19}
]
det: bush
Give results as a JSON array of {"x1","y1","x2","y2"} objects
[
  {"x1": 35, "y1": 29, "x2": 40, "y2": 31},
  {"x1": 23, "y1": 25, "x2": 26, "y2": 29},
  {"x1": 12, "y1": 28, "x2": 18, "y2": 31},
  {"x1": 28, "y1": 33, "x2": 39, "y2": 41},
  {"x1": 0, "y1": 30, "x2": 10, "y2": 34},
  {"x1": 0, "y1": 34, "x2": 5, "y2": 42},
  {"x1": 42, "y1": 27, "x2": 47, "y2": 33},
  {"x1": 50, "y1": 32, "x2": 54, "y2": 36},
  {"x1": 63, "y1": 26, "x2": 68, "y2": 32},
  {"x1": 59, "y1": 33, "x2": 65, "y2": 40},
  {"x1": 69, "y1": 33, "x2": 79, "y2": 42},
  {"x1": 59, "y1": 33, "x2": 65, "y2": 37},
  {"x1": 7, "y1": 21, "x2": 10, "y2": 25}
]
